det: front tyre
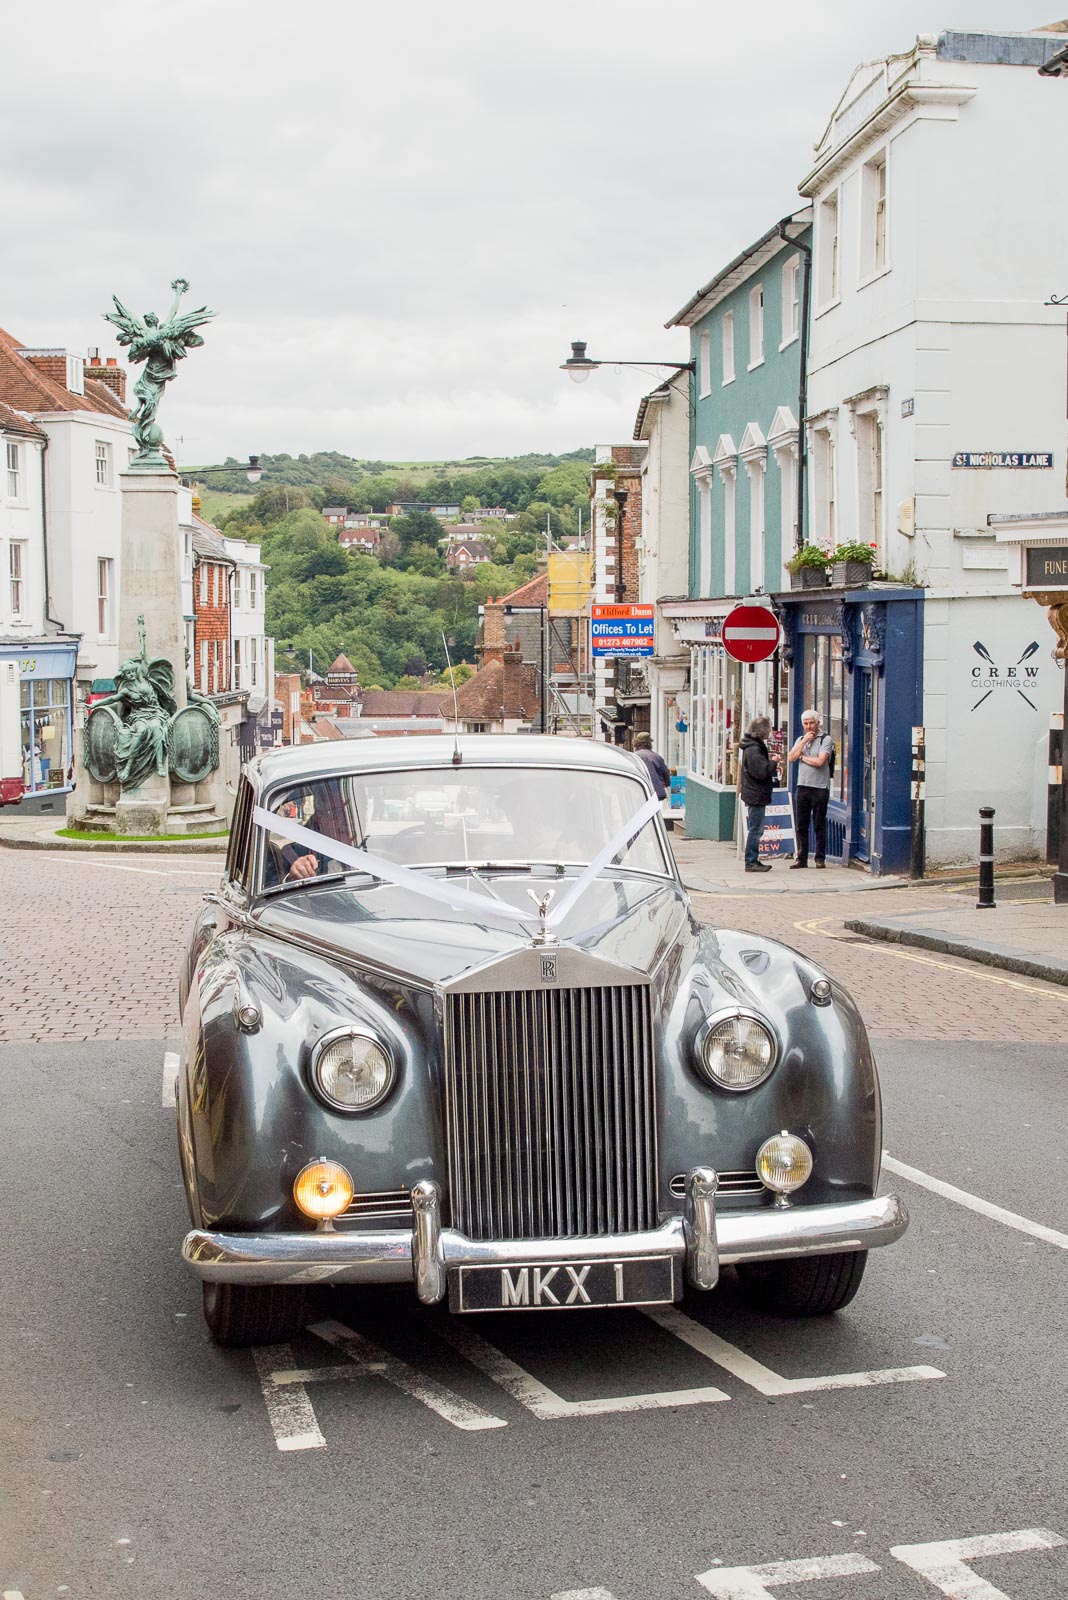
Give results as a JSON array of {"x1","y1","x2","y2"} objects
[
  {"x1": 736, "y1": 1250, "x2": 867, "y2": 1316},
  {"x1": 202, "y1": 1282, "x2": 307, "y2": 1347}
]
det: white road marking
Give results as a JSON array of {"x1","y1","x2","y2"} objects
[
  {"x1": 435, "y1": 1317, "x2": 729, "y2": 1417},
  {"x1": 551, "y1": 1590, "x2": 617, "y2": 1599},
  {"x1": 309, "y1": 1318, "x2": 507, "y2": 1431},
  {"x1": 251, "y1": 1344, "x2": 325, "y2": 1452},
  {"x1": 890, "y1": 1528, "x2": 1067, "y2": 1598},
  {"x1": 161, "y1": 1051, "x2": 179, "y2": 1108},
  {"x1": 45, "y1": 856, "x2": 218, "y2": 877},
  {"x1": 696, "y1": 1553, "x2": 881, "y2": 1596},
  {"x1": 4, "y1": 1591, "x2": 28, "y2": 1599},
  {"x1": 884, "y1": 1155, "x2": 1068, "y2": 1251},
  {"x1": 646, "y1": 1307, "x2": 944, "y2": 1394}
]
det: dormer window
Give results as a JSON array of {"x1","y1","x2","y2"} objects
[{"x1": 66, "y1": 354, "x2": 84, "y2": 395}]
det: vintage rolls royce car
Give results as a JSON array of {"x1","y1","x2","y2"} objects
[{"x1": 177, "y1": 736, "x2": 907, "y2": 1345}]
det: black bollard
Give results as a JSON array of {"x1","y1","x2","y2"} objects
[
  {"x1": 976, "y1": 806, "x2": 996, "y2": 910},
  {"x1": 910, "y1": 725, "x2": 926, "y2": 881}
]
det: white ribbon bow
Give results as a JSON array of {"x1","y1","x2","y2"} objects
[{"x1": 252, "y1": 792, "x2": 660, "y2": 935}]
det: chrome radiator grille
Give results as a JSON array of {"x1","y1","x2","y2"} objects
[{"x1": 443, "y1": 984, "x2": 657, "y2": 1242}]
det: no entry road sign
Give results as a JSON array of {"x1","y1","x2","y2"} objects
[{"x1": 721, "y1": 604, "x2": 780, "y2": 664}]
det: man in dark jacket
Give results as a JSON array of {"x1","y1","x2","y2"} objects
[
  {"x1": 633, "y1": 732, "x2": 671, "y2": 801},
  {"x1": 738, "y1": 716, "x2": 779, "y2": 872}
]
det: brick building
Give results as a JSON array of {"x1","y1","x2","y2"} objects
[
  {"x1": 445, "y1": 538, "x2": 492, "y2": 573},
  {"x1": 191, "y1": 518, "x2": 234, "y2": 695}
]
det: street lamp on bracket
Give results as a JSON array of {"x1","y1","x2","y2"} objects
[
  {"x1": 180, "y1": 455, "x2": 264, "y2": 486},
  {"x1": 560, "y1": 341, "x2": 695, "y2": 382}
]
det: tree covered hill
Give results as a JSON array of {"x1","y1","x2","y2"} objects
[
  {"x1": 213, "y1": 453, "x2": 595, "y2": 690},
  {"x1": 186, "y1": 447, "x2": 594, "y2": 508}
]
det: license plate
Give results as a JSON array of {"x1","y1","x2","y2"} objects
[{"x1": 449, "y1": 1254, "x2": 677, "y2": 1313}]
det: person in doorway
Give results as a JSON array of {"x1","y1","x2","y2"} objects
[
  {"x1": 788, "y1": 708, "x2": 834, "y2": 868},
  {"x1": 633, "y1": 732, "x2": 670, "y2": 801},
  {"x1": 739, "y1": 716, "x2": 779, "y2": 873}
]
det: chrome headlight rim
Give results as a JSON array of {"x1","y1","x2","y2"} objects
[
  {"x1": 309, "y1": 1025, "x2": 396, "y2": 1115},
  {"x1": 694, "y1": 1006, "x2": 779, "y2": 1093}
]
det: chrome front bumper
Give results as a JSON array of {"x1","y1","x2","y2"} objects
[{"x1": 181, "y1": 1169, "x2": 909, "y2": 1300}]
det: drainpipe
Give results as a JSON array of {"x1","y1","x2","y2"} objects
[
  {"x1": 779, "y1": 220, "x2": 812, "y2": 552},
  {"x1": 39, "y1": 435, "x2": 65, "y2": 631}
]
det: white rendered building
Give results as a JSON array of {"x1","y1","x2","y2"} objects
[
  {"x1": 633, "y1": 381, "x2": 691, "y2": 775},
  {"x1": 223, "y1": 535, "x2": 273, "y2": 702},
  {"x1": 800, "y1": 25, "x2": 1068, "y2": 865}
]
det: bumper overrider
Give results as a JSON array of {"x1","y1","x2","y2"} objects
[{"x1": 182, "y1": 1168, "x2": 909, "y2": 1303}]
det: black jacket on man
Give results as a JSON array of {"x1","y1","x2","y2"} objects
[{"x1": 738, "y1": 735, "x2": 777, "y2": 807}]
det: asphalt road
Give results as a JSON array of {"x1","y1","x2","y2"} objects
[{"x1": 2, "y1": 1031, "x2": 1066, "y2": 1600}]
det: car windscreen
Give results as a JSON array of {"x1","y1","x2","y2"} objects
[{"x1": 258, "y1": 765, "x2": 669, "y2": 889}]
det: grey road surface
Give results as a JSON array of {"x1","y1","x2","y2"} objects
[{"x1": 2, "y1": 1035, "x2": 1066, "y2": 1600}]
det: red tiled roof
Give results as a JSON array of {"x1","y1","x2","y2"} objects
[
  {"x1": 328, "y1": 652, "x2": 357, "y2": 675},
  {"x1": 451, "y1": 655, "x2": 539, "y2": 722},
  {"x1": 0, "y1": 327, "x2": 128, "y2": 420},
  {"x1": 358, "y1": 690, "x2": 450, "y2": 717},
  {"x1": 501, "y1": 571, "x2": 547, "y2": 608},
  {"x1": 0, "y1": 400, "x2": 45, "y2": 438}
]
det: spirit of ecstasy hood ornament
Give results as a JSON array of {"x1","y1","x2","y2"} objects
[{"x1": 527, "y1": 887, "x2": 557, "y2": 944}]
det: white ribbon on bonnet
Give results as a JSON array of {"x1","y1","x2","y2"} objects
[{"x1": 252, "y1": 792, "x2": 661, "y2": 935}]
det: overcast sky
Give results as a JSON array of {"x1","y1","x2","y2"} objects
[{"x1": 1, "y1": 1, "x2": 1054, "y2": 466}]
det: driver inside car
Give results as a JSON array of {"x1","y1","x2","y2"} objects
[{"x1": 265, "y1": 780, "x2": 358, "y2": 886}]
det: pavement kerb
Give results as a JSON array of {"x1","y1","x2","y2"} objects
[
  {"x1": 0, "y1": 831, "x2": 226, "y2": 854},
  {"x1": 845, "y1": 915, "x2": 1068, "y2": 988}
]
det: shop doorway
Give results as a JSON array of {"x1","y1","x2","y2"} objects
[{"x1": 855, "y1": 667, "x2": 878, "y2": 861}]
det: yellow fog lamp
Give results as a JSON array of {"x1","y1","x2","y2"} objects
[
  {"x1": 293, "y1": 1158, "x2": 354, "y2": 1221},
  {"x1": 756, "y1": 1132, "x2": 813, "y2": 1201}
]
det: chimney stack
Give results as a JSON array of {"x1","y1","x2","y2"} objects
[{"x1": 480, "y1": 596, "x2": 506, "y2": 665}]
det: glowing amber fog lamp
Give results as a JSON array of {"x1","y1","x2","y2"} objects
[{"x1": 293, "y1": 1158, "x2": 354, "y2": 1221}]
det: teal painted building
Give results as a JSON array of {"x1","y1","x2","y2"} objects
[{"x1": 662, "y1": 211, "x2": 811, "y2": 840}]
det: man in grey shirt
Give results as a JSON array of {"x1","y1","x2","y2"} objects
[{"x1": 788, "y1": 708, "x2": 834, "y2": 868}]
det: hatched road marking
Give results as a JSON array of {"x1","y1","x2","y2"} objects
[
  {"x1": 647, "y1": 1306, "x2": 943, "y2": 1395},
  {"x1": 884, "y1": 1154, "x2": 1068, "y2": 1252},
  {"x1": 308, "y1": 1318, "x2": 507, "y2": 1431},
  {"x1": 890, "y1": 1528, "x2": 1068, "y2": 1598},
  {"x1": 251, "y1": 1344, "x2": 326, "y2": 1452}
]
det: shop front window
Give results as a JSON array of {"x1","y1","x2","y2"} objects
[
  {"x1": 803, "y1": 633, "x2": 848, "y2": 801},
  {"x1": 20, "y1": 675, "x2": 72, "y2": 793},
  {"x1": 689, "y1": 644, "x2": 743, "y2": 788}
]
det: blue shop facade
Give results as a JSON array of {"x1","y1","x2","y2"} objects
[
  {"x1": 775, "y1": 586, "x2": 923, "y2": 874},
  {"x1": 0, "y1": 639, "x2": 78, "y2": 811}
]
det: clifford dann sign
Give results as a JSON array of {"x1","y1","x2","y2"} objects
[
  {"x1": 1025, "y1": 545, "x2": 1068, "y2": 587},
  {"x1": 952, "y1": 451, "x2": 1053, "y2": 469}
]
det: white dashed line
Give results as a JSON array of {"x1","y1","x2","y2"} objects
[
  {"x1": 251, "y1": 1344, "x2": 326, "y2": 1451},
  {"x1": 884, "y1": 1155, "x2": 1068, "y2": 1251},
  {"x1": 161, "y1": 1051, "x2": 179, "y2": 1108}
]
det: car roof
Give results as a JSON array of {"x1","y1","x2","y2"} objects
[{"x1": 246, "y1": 734, "x2": 650, "y2": 793}]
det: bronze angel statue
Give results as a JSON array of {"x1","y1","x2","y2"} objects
[{"x1": 104, "y1": 278, "x2": 216, "y2": 467}]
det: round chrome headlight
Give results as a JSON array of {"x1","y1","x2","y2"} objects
[
  {"x1": 310, "y1": 1028, "x2": 395, "y2": 1112},
  {"x1": 757, "y1": 1132, "x2": 813, "y2": 1195},
  {"x1": 697, "y1": 1009, "x2": 776, "y2": 1091}
]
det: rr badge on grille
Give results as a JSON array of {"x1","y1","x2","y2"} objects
[{"x1": 539, "y1": 955, "x2": 557, "y2": 983}]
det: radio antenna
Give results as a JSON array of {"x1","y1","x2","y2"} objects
[{"x1": 442, "y1": 632, "x2": 463, "y2": 764}]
